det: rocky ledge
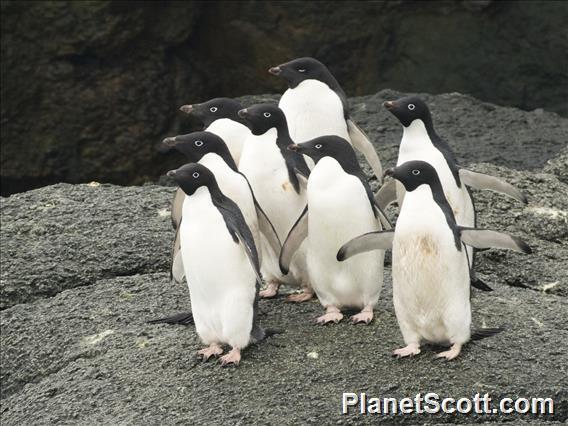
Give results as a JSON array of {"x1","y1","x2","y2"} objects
[{"x1": 1, "y1": 91, "x2": 567, "y2": 424}]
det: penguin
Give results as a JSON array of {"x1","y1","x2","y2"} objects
[
  {"x1": 237, "y1": 103, "x2": 313, "y2": 302},
  {"x1": 149, "y1": 132, "x2": 281, "y2": 326},
  {"x1": 379, "y1": 96, "x2": 528, "y2": 292},
  {"x1": 280, "y1": 136, "x2": 391, "y2": 324},
  {"x1": 167, "y1": 162, "x2": 270, "y2": 366},
  {"x1": 269, "y1": 57, "x2": 384, "y2": 182},
  {"x1": 179, "y1": 97, "x2": 251, "y2": 166},
  {"x1": 337, "y1": 160, "x2": 532, "y2": 360}
]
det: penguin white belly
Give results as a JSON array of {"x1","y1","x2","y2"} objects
[
  {"x1": 306, "y1": 157, "x2": 383, "y2": 309},
  {"x1": 180, "y1": 188, "x2": 256, "y2": 349},
  {"x1": 239, "y1": 129, "x2": 307, "y2": 285},
  {"x1": 392, "y1": 187, "x2": 471, "y2": 346},
  {"x1": 206, "y1": 119, "x2": 250, "y2": 166},
  {"x1": 199, "y1": 153, "x2": 260, "y2": 257},
  {"x1": 279, "y1": 80, "x2": 349, "y2": 143}
]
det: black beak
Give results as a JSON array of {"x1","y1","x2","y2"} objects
[
  {"x1": 237, "y1": 108, "x2": 248, "y2": 119},
  {"x1": 179, "y1": 104, "x2": 193, "y2": 114},
  {"x1": 384, "y1": 168, "x2": 394, "y2": 178},
  {"x1": 268, "y1": 66, "x2": 282, "y2": 76},
  {"x1": 163, "y1": 137, "x2": 177, "y2": 146},
  {"x1": 287, "y1": 144, "x2": 300, "y2": 152},
  {"x1": 383, "y1": 101, "x2": 395, "y2": 110},
  {"x1": 166, "y1": 170, "x2": 176, "y2": 177}
]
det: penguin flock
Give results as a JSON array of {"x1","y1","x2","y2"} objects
[{"x1": 154, "y1": 57, "x2": 531, "y2": 366}]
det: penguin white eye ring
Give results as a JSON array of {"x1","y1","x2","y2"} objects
[
  {"x1": 408, "y1": 104, "x2": 416, "y2": 110},
  {"x1": 194, "y1": 140, "x2": 204, "y2": 147},
  {"x1": 315, "y1": 144, "x2": 322, "y2": 149},
  {"x1": 263, "y1": 112, "x2": 271, "y2": 118},
  {"x1": 192, "y1": 172, "x2": 200, "y2": 178},
  {"x1": 412, "y1": 169, "x2": 420, "y2": 175},
  {"x1": 298, "y1": 68, "x2": 306, "y2": 73},
  {"x1": 209, "y1": 107, "x2": 218, "y2": 112}
]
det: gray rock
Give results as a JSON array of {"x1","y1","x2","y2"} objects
[{"x1": 1, "y1": 92, "x2": 567, "y2": 423}]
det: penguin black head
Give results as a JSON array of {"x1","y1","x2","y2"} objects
[
  {"x1": 288, "y1": 136, "x2": 355, "y2": 165},
  {"x1": 238, "y1": 104, "x2": 287, "y2": 136},
  {"x1": 383, "y1": 96, "x2": 431, "y2": 128},
  {"x1": 269, "y1": 57, "x2": 337, "y2": 89},
  {"x1": 179, "y1": 98, "x2": 243, "y2": 127},
  {"x1": 162, "y1": 131, "x2": 232, "y2": 163},
  {"x1": 384, "y1": 160, "x2": 441, "y2": 192},
  {"x1": 166, "y1": 163, "x2": 217, "y2": 196}
]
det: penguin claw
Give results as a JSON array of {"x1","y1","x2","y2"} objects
[
  {"x1": 392, "y1": 344, "x2": 421, "y2": 358},
  {"x1": 285, "y1": 290, "x2": 314, "y2": 303},
  {"x1": 197, "y1": 344, "x2": 223, "y2": 361},
  {"x1": 435, "y1": 343, "x2": 462, "y2": 361},
  {"x1": 259, "y1": 282, "x2": 280, "y2": 299},
  {"x1": 219, "y1": 348, "x2": 241, "y2": 367},
  {"x1": 315, "y1": 312, "x2": 344, "y2": 325},
  {"x1": 350, "y1": 310, "x2": 373, "y2": 325}
]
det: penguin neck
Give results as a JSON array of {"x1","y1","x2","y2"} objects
[
  {"x1": 271, "y1": 126, "x2": 311, "y2": 194},
  {"x1": 200, "y1": 150, "x2": 238, "y2": 173},
  {"x1": 291, "y1": 79, "x2": 349, "y2": 119},
  {"x1": 403, "y1": 119, "x2": 461, "y2": 187}
]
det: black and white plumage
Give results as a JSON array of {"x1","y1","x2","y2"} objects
[
  {"x1": 338, "y1": 161, "x2": 531, "y2": 360},
  {"x1": 269, "y1": 57, "x2": 384, "y2": 182},
  {"x1": 281, "y1": 136, "x2": 390, "y2": 324}
]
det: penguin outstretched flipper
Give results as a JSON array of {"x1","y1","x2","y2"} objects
[
  {"x1": 148, "y1": 311, "x2": 194, "y2": 326},
  {"x1": 374, "y1": 178, "x2": 397, "y2": 210},
  {"x1": 337, "y1": 230, "x2": 394, "y2": 262},
  {"x1": 459, "y1": 227, "x2": 532, "y2": 254},
  {"x1": 279, "y1": 206, "x2": 308, "y2": 275},
  {"x1": 459, "y1": 169, "x2": 528, "y2": 204},
  {"x1": 347, "y1": 119, "x2": 384, "y2": 183}
]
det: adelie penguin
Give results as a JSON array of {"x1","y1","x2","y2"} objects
[
  {"x1": 281, "y1": 136, "x2": 391, "y2": 324},
  {"x1": 269, "y1": 57, "x2": 384, "y2": 182},
  {"x1": 238, "y1": 103, "x2": 313, "y2": 302},
  {"x1": 338, "y1": 161, "x2": 532, "y2": 360},
  {"x1": 166, "y1": 162, "x2": 275, "y2": 366},
  {"x1": 378, "y1": 96, "x2": 528, "y2": 291},
  {"x1": 150, "y1": 132, "x2": 281, "y2": 326}
]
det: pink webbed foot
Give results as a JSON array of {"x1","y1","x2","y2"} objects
[
  {"x1": 259, "y1": 281, "x2": 280, "y2": 299},
  {"x1": 351, "y1": 306, "x2": 374, "y2": 324},
  {"x1": 197, "y1": 343, "x2": 223, "y2": 361},
  {"x1": 220, "y1": 347, "x2": 241, "y2": 367},
  {"x1": 392, "y1": 343, "x2": 421, "y2": 358},
  {"x1": 436, "y1": 343, "x2": 462, "y2": 361},
  {"x1": 285, "y1": 288, "x2": 314, "y2": 303},
  {"x1": 316, "y1": 306, "x2": 344, "y2": 325}
]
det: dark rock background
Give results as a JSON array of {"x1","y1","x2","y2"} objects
[
  {"x1": 1, "y1": 92, "x2": 567, "y2": 423},
  {"x1": 2, "y1": 0, "x2": 567, "y2": 195}
]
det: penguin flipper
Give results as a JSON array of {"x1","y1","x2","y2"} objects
[
  {"x1": 459, "y1": 169, "x2": 528, "y2": 204},
  {"x1": 374, "y1": 178, "x2": 397, "y2": 210},
  {"x1": 171, "y1": 187, "x2": 184, "y2": 230},
  {"x1": 171, "y1": 226, "x2": 185, "y2": 285},
  {"x1": 373, "y1": 204, "x2": 393, "y2": 230},
  {"x1": 347, "y1": 119, "x2": 383, "y2": 183},
  {"x1": 279, "y1": 206, "x2": 308, "y2": 274},
  {"x1": 254, "y1": 198, "x2": 282, "y2": 255},
  {"x1": 293, "y1": 167, "x2": 309, "y2": 192},
  {"x1": 337, "y1": 230, "x2": 394, "y2": 261},
  {"x1": 458, "y1": 227, "x2": 532, "y2": 254},
  {"x1": 233, "y1": 229, "x2": 264, "y2": 287}
]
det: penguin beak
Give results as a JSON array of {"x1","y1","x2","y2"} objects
[
  {"x1": 237, "y1": 108, "x2": 249, "y2": 119},
  {"x1": 166, "y1": 170, "x2": 177, "y2": 177},
  {"x1": 384, "y1": 168, "x2": 395, "y2": 178},
  {"x1": 162, "y1": 137, "x2": 177, "y2": 147},
  {"x1": 268, "y1": 66, "x2": 281, "y2": 76},
  {"x1": 287, "y1": 144, "x2": 300, "y2": 152},
  {"x1": 179, "y1": 104, "x2": 193, "y2": 114},
  {"x1": 383, "y1": 101, "x2": 395, "y2": 110}
]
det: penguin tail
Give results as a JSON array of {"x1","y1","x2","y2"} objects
[
  {"x1": 471, "y1": 277, "x2": 493, "y2": 292},
  {"x1": 251, "y1": 326, "x2": 285, "y2": 344},
  {"x1": 471, "y1": 326, "x2": 505, "y2": 341},
  {"x1": 263, "y1": 327, "x2": 285, "y2": 338},
  {"x1": 147, "y1": 311, "x2": 194, "y2": 326}
]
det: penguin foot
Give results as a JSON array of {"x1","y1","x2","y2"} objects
[
  {"x1": 350, "y1": 309, "x2": 374, "y2": 325},
  {"x1": 259, "y1": 282, "x2": 280, "y2": 299},
  {"x1": 197, "y1": 343, "x2": 223, "y2": 361},
  {"x1": 435, "y1": 343, "x2": 462, "y2": 361},
  {"x1": 316, "y1": 306, "x2": 343, "y2": 325},
  {"x1": 392, "y1": 344, "x2": 421, "y2": 358},
  {"x1": 285, "y1": 289, "x2": 314, "y2": 303},
  {"x1": 220, "y1": 347, "x2": 241, "y2": 367}
]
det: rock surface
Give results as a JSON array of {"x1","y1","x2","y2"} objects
[
  {"x1": 1, "y1": 92, "x2": 567, "y2": 423},
  {"x1": 2, "y1": 1, "x2": 567, "y2": 194}
]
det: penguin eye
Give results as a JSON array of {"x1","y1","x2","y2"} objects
[
  {"x1": 209, "y1": 107, "x2": 218, "y2": 113},
  {"x1": 408, "y1": 104, "x2": 416, "y2": 111},
  {"x1": 315, "y1": 144, "x2": 322, "y2": 149},
  {"x1": 263, "y1": 112, "x2": 271, "y2": 118},
  {"x1": 298, "y1": 68, "x2": 306, "y2": 73},
  {"x1": 192, "y1": 172, "x2": 200, "y2": 178},
  {"x1": 412, "y1": 169, "x2": 420, "y2": 176},
  {"x1": 194, "y1": 140, "x2": 204, "y2": 147}
]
